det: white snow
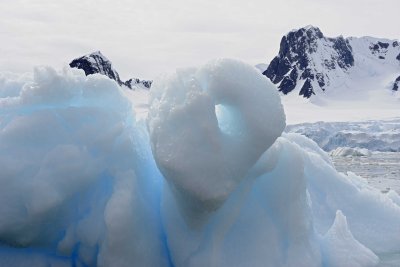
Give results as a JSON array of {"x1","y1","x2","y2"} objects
[
  {"x1": 282, "y1": 97, "x2": 400, "y2": 124},
  {"x1": 0, "y1": 60, "x2": 399, "y2": 266},
  {"x1": 254, "y1": 63, "x2": 268, "y2": 73},
  {"x1": 262, "y1": 30, "x2": 400, "y2": 124},
  {"x1": 284, "y1": 34, "x2": 400, "y2": 103}
]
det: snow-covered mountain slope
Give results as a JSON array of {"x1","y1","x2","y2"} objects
[
  {"x1": 286, "y1": 119, "x2": 400, "y2": 152},
  {"x1": 255, "y1": 63, "x2": 268, "y2": 73},
  {"x1": 70, "y1": 51, "x2": 124, "y2": 85},
  {"x1": 125, "y1": 78, "x2": 152, "y2": 89},
  {"x1": 70, "y1": 51, "x2": 152, "y2": 90},
  {"x1": 263, "y1": 26, "x2": 400, "y2": 100}
]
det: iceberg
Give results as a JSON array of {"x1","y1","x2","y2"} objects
[
  {"x1": 147, "y1": 59, "x2": 285, "y2": 227},
  {"x1": 0, "y1": 67, "x2": 167, "y2": 266},
  {"x1": 330, "y1": 147, "x2": 372, "y2": 157},
  {"x1": 0, "y1": 60, "x2": 398, "y2": 266}
]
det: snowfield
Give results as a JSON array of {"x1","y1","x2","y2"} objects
[{"x1": 0, "y1": 61, "x2": 399, "y2": 266}]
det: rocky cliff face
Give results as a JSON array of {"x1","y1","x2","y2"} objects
[
  {"x1": 70, "y1": 51, "x2": 152, "y2": 89},
  {"x1": 393, "y1": 76, "x2": 400, "y2": 91},
  {"x1": 263, "y1": 26, "x2": 400, "y2": 98}
]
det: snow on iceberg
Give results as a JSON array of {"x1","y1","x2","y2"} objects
[
  {"x1": 321, "y1": 210, "x2": 379, "y2": 267},
  {"x1": 148, "y1": 59, "x2": 285, "y2": 227},
  {"x1": 0, "y1": 59, "x2": 399, "y2": 267}
]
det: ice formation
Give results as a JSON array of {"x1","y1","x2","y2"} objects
[
  {"x1": 329, "y1": 147, "x2": 372, "y2": 157},
  {"x1": 147, "y1": 59, "x2": 285, "y2": 226},
  {"x1": 0, "y1": 67, "x2": 167, "y2": 266},
  {"x1": 321, "y1": 211, "x2": 379, "y2": 267},
  {"x1": 0, "y1": 60, "x2": 399, "y2": 266}
]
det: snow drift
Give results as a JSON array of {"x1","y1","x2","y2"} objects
[{"x1": 0, "y1": 60, "x2": 399, "y2": 266}]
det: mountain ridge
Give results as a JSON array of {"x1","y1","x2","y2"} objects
[
  {"x1": 69, "y1": 51, "x2": 152, "y2": 90},
  {"x1": 262, "y1": 26, "x2": 400, "y2": 99}
]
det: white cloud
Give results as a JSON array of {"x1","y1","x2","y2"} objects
[{"x1": 0, "y1": 0, "x2": 399, "y2": 79}]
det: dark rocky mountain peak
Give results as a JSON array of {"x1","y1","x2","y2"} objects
[
  {"x1": 70, "y1": 51, "x2": 152, "y2": 90},
  {"x1": 70, "y1": 51, "x2": 124, "y2": 85},
  {"x1": 124, "y1": 78, "x2": 152, "y2": 89},
  {"x1": 262, "y1": 26, "x2": 400, "y2": 100},
  {"x1": 393, "y1": 76, "x2": 400, "y2": 91},
  {"x1": 263, "y1": 26, "x2": 355, "y2": 98}
]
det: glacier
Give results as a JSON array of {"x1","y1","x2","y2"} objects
[
  {"x1": 0, "y1": 60, "x2": 399, "y2": 266},
  {"x1": 286, "y1": 119, "x2": 400, "y2": 152}
]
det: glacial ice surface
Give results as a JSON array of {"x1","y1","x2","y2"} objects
[
  {"x1": 0, "y1": 60, "x2": 399, "y2": 266},
  {"x1": 147, "y1": 59, "x2": 285, "y2": 226},
  {"x1": 0, "y1": 67, "x2": 168, "y2": 267},
  {"x1": 286, "y1": 119, "x2": 400, "y2": 152}
]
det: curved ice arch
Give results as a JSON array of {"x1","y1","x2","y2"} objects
[{"x1": 148, "y1": 59, "x2": 285, "y2": 226}]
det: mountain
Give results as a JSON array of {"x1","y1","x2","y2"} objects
[
  {"x1": 69, "y1": 51, "x2": 152, "y2": 89},
  {"x1": 124, "y1": 78, "x2": 152, "y2": 89},
  {"x1": 263, "y1": 26, "x2": 400, "y2": 99},
  {"x1": 393, "y1": 75, "x2": 400, "y2": 91}
]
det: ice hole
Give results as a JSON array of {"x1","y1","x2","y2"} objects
[{"x1": 215, "y1": 104, "x2": 244, "y2": 137}]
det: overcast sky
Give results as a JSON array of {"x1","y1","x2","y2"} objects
[{"x1": 1, "y1": 0, "x2": 399, "y2": 79}]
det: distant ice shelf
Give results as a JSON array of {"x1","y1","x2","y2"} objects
[{"x1": 286, "y1": 118, "x2": 400, "y2": 152}]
